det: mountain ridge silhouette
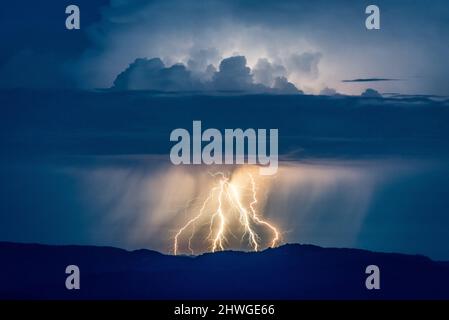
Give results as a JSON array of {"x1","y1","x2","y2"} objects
[{"x1": 1, "y1": 242, "x2": 448, "y2": 299}]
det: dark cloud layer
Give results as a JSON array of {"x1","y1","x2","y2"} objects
[{"x1": 342, "y1": 78, "x2": 401, "y2": 83}]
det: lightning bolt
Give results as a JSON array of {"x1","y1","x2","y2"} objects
[
  {"x1": 173, "y1": 170, "x2": 280, "y2": 255},
  {"x1": 248, "y1": 173, "x2": 279, "y2": 248}
]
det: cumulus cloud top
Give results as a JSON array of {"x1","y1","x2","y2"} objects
[
  {"x1": 113, "y1": 58, "x2": 202, "y2": 91},
  {"x1": 361, "y1": 88, "x2": 382, "y2": 98},
  {"x1": 212, "y1": 56, "x2": 253, "y2": 91},
  {"x1": 113, "y1": 55, "x2": 302, "y2": 94},
  {"x1": 273, "y1": 77, "x2": 303, "y2": 94}
]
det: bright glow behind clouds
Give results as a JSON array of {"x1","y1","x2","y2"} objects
[
  {"x1": 77, "y1": 0, "x2": 449, "y2": 95},
  {"x1": 80, "y1": 160, "x2": 381, "y2": 254}
]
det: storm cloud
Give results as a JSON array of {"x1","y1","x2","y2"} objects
[
  {"x1": 1, "y1": 1, "x2": 448, "y2": 95},
  {"x1": 113, "y1": 55, "x2": 301, "y2": 93}
]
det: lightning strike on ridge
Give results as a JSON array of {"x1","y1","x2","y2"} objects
[{"x1": 174, "y1": 170, "x2": 280, "y2": 255}]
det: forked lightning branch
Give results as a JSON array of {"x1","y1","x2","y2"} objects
[{"x1": 169, "y1": 121, "x2": 281, "y2": 254}]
